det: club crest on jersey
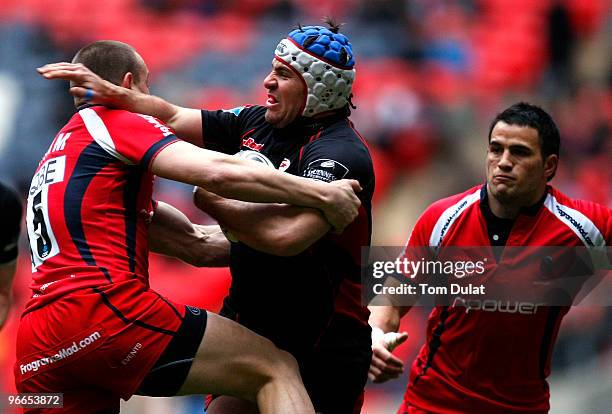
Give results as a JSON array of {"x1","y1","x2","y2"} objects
[{"x1": 242, "y1": 137, "x2": 264, "y2": 151}]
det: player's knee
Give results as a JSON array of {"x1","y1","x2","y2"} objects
[
  {"x1": 252, "y1": 344, "x2": 300, "y2": 384},
  {"x1": 236, "y1": 347, "x2": 300, "y2": 402},
  {"x1": 250, "y1": 335, "x2": 297, "y2": 372}
]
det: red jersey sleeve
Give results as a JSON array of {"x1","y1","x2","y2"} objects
[{"x1": 575, "y1": 199, "x2": 612, "y2": 244}]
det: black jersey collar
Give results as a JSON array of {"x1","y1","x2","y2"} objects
[
  {"x1": 280, "y1": 107, "x2": 349, "y2": 139},
  {"x1": 479, "y1": 184, "x2": 548, "y2": 218},
  {"x1": 75, "y1": 103, "x2": 105, "y2": 112}
]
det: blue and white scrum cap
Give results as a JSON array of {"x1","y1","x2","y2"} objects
[{"x1": 274, "y1": 24, "x2": 356, "y2": 117}]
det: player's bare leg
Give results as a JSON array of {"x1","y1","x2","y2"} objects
[{"x1": 178, "y1": 312, "x2": 315, "y2": 414}]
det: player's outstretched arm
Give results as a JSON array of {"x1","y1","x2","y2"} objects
[
  {"x1": 152, "y1": 141, "x2": 362, "y2": 232},
  {"x1": 149, "y1": 201, "x2": 230, "y2": 267},
  {"x1": 194, "y1": 187, "x2": 331, "y2": 256},
  {"x1": 37, "y1": 62, "x2": 203, "y2": 144}
]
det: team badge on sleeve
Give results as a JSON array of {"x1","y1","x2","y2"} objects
[{"x1": 303, "y1": 159, "x2": 349, "y2": 182}]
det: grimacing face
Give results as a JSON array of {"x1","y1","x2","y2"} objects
[
  {"x1": 263, "y1": 59, "x2": 305, "y2": 128},
  {"x1": 486, "y1": 121, "x2": 557, "y2": 208}
]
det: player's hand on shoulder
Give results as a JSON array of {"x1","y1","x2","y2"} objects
[
  {"x1": 323, "y1": 179, "x2": 362, "y2": 233},
  {"x1": 37, "y1": 62, "x2": 121, "y2": 107},
  {"x1": 369, "y1": 327, "x2": 408, "y2": 383}
]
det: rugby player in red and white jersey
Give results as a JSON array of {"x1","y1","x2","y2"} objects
[
  {"x1": 368, "y1": 103, "x2": 611, "y2": 413},
  {"x1": 16, "y1": 40, "x2": 364, "y2": 413}
]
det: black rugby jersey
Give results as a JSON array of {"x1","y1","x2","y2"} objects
[{"x1": 201, "y1": 105, "x2": 374, "y2": 357}]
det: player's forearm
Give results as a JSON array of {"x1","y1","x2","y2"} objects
[
  {"x1": 193, "y1": 187, "x2": 252, "y2": 228},
  {"x1": 174, "y1": 156, "x2": 323, "y2": 210},
  {"x1": 229, "y1": 206, "x2": 328, "y2": 256},
  {"x1": 153, "y1": 142, "x2": 360, "y2": 229},
  {"x1": 149, "y1": 201, "x2": 229, "y2": 267},
  {"x1": 194, "y1": 188, "x2": 328, "y2": 256},
  {"x1": 118, "y1": 88, "x2": 177, "y2": 122},
  {"x1": 191, "y1": 225, "x2": 230, "y2": 267},
  {"x1": 117, "y1": 90, "x2": 203, "y2": 144},
  {"x1": 205, "y1": 159, "x2": 331, "y2": 210},
  {"x1": 155, "y1": 143, "x2": 330, "y2": 209},
  {"x1": 210, "y1": 199, "x2": 296, "y2": 255}
]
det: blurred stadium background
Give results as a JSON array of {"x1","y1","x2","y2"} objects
[{"x1": 0, "y1": 0, "x2": 610, "y2": 413}]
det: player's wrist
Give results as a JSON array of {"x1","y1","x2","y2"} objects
[
  {"x1": 371, "y1": 326, "x2": 386, "y2": 345},
  {"x1": 303, "y1": 178, "x2": 331, "y2": 211},
  {"x1": 115, "y1": 86, "x2": 139, "y2": 111},
  {"x1": 369, "y1": 313, "x2": 400, "y2": 334},
  {"x1": 371, "y1": 322, "x2": 407, "y2": 352}
]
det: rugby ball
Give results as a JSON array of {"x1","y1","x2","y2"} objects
[
  {"x1": 234, "y1": 150, "x2": 275, "y2": 168},
  {"x1": 222, "y1": 150, "x2": 275, "y2": 243}
]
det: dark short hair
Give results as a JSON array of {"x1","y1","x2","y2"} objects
[
  {"x1": 73, "y1": 40, "x2": 143, "y2": 86},
  {"x1": 488, "y1": 102, "x2": 561, "y2": 160}
]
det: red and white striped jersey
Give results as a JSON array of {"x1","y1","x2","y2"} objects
[{"x1": 24, "y1": 105, "x2": 178, "y2": 314}]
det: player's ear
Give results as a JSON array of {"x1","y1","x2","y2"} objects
[
  {"x1": 544, "y1": 154, "x2": 558, "y2": 181},
  {"x1": 120, "y1": 72, "x2": 134, "y2": 89}
]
